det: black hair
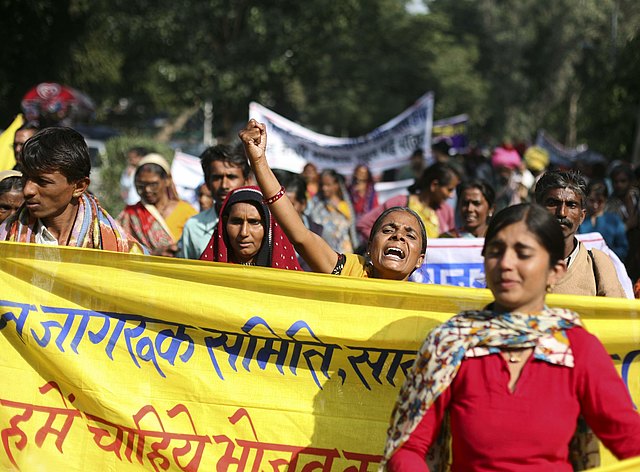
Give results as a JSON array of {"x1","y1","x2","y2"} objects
[
  {"x1": 200, "y1": 144, "x2": 251, "y2": 181},
  {"x1": 409, "y1": 162, "x2": 458, "y2": 194},
  {"x1": 352, "y1": 164, "x2": 374, "y2": 184},
  {"x1": 586, "y1": 179, "x2": 608, "y2": 199},
  {"x1": 609, "y1": 163, "x2": 634, "y2": 181},
  {"x1": 273, "y1": 169, "x2": 307, "y2": 204},
  {"x1": 534, "y1": 170, "x2": 587, "y2": 208},
  {"x1": 319, "y1": 169, "x2": 346, "y2": 200},
  {"x1": 482, "y1": 203, "x2": 564, "y2": 267},
  {"x1": 21, "y1": 127, "x2": 90, "y2": 182},
  {"x1": 458, "y1": 179, "x2": 495, "y2": 208},
  {"x1": 128, "y1": 146, "x2": 149, "y2": 157},
  {"x1": 220, "y1": 187, "x2": 270, "y2": 266},
  {"x1": 369, "y1": 206, "x2": 428, "y2": 255},
  {"x1": 0, "y1": 176, "x2": 23, "y2": 195}
]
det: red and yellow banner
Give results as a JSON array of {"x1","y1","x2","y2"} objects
[{"x1": 1, "y1": 242, "x2": 639, "y2": 470}]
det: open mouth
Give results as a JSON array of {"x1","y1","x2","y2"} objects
[{"x1": 384, "y1": 247, "x2": 405, "y2": 260}]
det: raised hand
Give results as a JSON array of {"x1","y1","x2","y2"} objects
[{"x1": 238, "y1": 119, "x2": 267, "y2": 165}]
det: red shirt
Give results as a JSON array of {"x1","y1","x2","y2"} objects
[{"x1": 389, "y1": 328, "x2": 640, "y2": 471}]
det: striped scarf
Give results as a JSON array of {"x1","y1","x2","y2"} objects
[{"x1": 0, "y1": 193, "x2": 142, "y2": 253}]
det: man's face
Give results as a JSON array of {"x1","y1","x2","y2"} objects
[
  {"x1": 207, "y1": 161, "x2": 247, "y2": 206},
  {"x1": 22, "y1": 171, "x2": 88, "y2": 222},
  {"x1": 540, "y1": 188, "x2": 586, "y2": 240},
  {"x1": 13, "y1": 129, "x2": 37, "y2": 164}
]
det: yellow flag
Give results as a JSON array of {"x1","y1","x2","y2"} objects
[{"x1": 0, "y1": 114, "x2": 24, "y2": 170}]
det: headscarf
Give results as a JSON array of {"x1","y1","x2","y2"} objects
[
  {"x1": 135, "y1": 153, "x2": 180, "y2": 201},
  {"x1": 200, "y1": 186, "x2": 301, "y2": 270},
  {"x1": 524, "y1": 146, "x2": 550, "y2": 172},
  {"x1": 0, "y1": 170, "x2": 22, "y2": 183},
  {"x1": 491, "y1": 147, "x2": 521, "y2": 170},
  {"x1": 0, "y1": 193, "x2": 145, "y2": 253},
  {"x1": 380, "y1": 306, "x2": 599, "y2": 471}
]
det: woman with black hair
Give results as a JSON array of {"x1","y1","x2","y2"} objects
[
  {"x1": 441, "y1": 179, "x2": 495, "y2": 238},
  {"x1": 199, "y1": 186, "x2": 301, "y2": 270},
  {"x1": 357, "y1": 162, "x2": 459, "y2": 242},
  {"x1": 238, "y1": 120, "x2": 427, "y2": 281},
  {"x1": 307, "y1": 168, "x2": 359, "y2": 254},
  {"x1": 383, "y1": 203, "x2": 640, "y2": 471}
]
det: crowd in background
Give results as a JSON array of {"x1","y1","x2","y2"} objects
[
  {"x1": 1, "y1": 122, "x2": 639, "y2": 295},
  {"x1": 2, "y1": 122, "x2": 640, "y2": 469}
]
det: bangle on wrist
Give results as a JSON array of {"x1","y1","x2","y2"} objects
[{"x1": 263, "y1": 185, "x2": 286, "y2": 205}]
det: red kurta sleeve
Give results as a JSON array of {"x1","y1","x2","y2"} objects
[
  {"x1": 570, "y1": 328, "x2": 640, "y2": 459},
  {"x1": 388, "y1": 386, "x2": 452, "y2": 472}
]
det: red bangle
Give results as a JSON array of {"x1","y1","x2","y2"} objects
[{"x1": 263, "y1": 185, "x2": 286, "y2": 205}]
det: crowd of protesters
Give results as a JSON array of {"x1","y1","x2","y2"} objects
[
  {"x1": 1, "y1": 120, "x2": 640, "y2": 469},
  {"x1": 2, "y1": 121, "x2": 640, "y2": 297}
]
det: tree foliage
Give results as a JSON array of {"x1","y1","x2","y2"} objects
[{"x1": 1, "y1": 0, "x2": 638, "y2": 161}]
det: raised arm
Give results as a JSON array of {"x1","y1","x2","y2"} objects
[{"x1": 238, "y1": 120, "x2": 339, "y2": 273}]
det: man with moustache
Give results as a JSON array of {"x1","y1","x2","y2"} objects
[
  {"x1": 534, "y1": 170, "x2": 625, "y2": 297},
  {"x1": 178, "y1": 144, "x2": 251, "y2": 259}
]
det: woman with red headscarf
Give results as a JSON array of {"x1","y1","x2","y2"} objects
[{"x1": 200, "y1": 186, "x2": 301, "y2": 270}]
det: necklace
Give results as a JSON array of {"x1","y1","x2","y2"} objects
[
  {"x1": 508, "y1": 353, "x2": 522, "y2": 363},
  {"x1": 503, "y1": 349, "x2": 526, "y2": 363}
]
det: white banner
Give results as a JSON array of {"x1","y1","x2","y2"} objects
[
  {"x1": 249, "y1": 92, "x2": 434, "y2": 175},
  {"x1": 171, "y1": 150, "x2": 203, "y2": 207},
  {"x1": 411, "y1": 233, "x2": 634, "y2": 299}
]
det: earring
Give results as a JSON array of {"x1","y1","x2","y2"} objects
[
  {"x1": 364, "y1": 252, "x2": 373, "y2": 270},
  {"x1": 546, "y1": 284, "x2": 553, "y2": 293}
]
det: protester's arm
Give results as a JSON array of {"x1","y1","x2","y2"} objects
[
  {"x1": 238, "y1": 120, "x2": 338, "y2": 273},
  {"x1": 387, "y1": 387, "x2": 451, "y2": 472},
  {"x1": 572, "y1": 328, "x2": 640, "y2": 459}
]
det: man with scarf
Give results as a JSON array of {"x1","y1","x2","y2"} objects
[{"x1": 0, "y1": 127, "x2": 145, "y2": 253}]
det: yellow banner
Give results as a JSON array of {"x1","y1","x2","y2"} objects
[
  {"x1": 0, "y1": 114, "x2": 23, "y2": 171},
  {"x1": 1, "y1": 242, "x2": 639, "y2": 471}
]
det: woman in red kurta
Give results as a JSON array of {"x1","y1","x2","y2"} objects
[{"x1": 382, "y1": 203, "x2": 640, "y2": 471}]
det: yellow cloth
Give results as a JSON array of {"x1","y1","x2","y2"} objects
[
  {"x1": 336, "y1": 199, "x2": 353, "y2": 221},
  {"x1": 408, "y1": 194, "x2": 440, "y2": 239},
  {"x1": 165, "y1": 200, "x2": 197, "y2": 240},
  {"x1": 1, "y1": 242, "x2": 639, "y2": 470},
  {"x1": 341, "y1": 253, "x2": 369, "y2": 277},
  {"x1": 0, "y1": 114, "x2": 24, "y2": 171}
]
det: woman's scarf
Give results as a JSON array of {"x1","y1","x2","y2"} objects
[
  {"x1": 200, "y1": 186, "x2": 301, "y2": 270},
  {"x1": 0, "y1": 193, "x2": 140, "y2": 252},
  {"x1": 135, "y1": 153, "x2": 180, "y2": 202},
  {"x1": 380, "y1": 307, "x2": 600, "y2": 471},
  {"x1": 117, "y1": 202, "x2": 175, "y2": 250},
  {"x1": 349, "y1": 181, "x2": 378, "y2": 217}
]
